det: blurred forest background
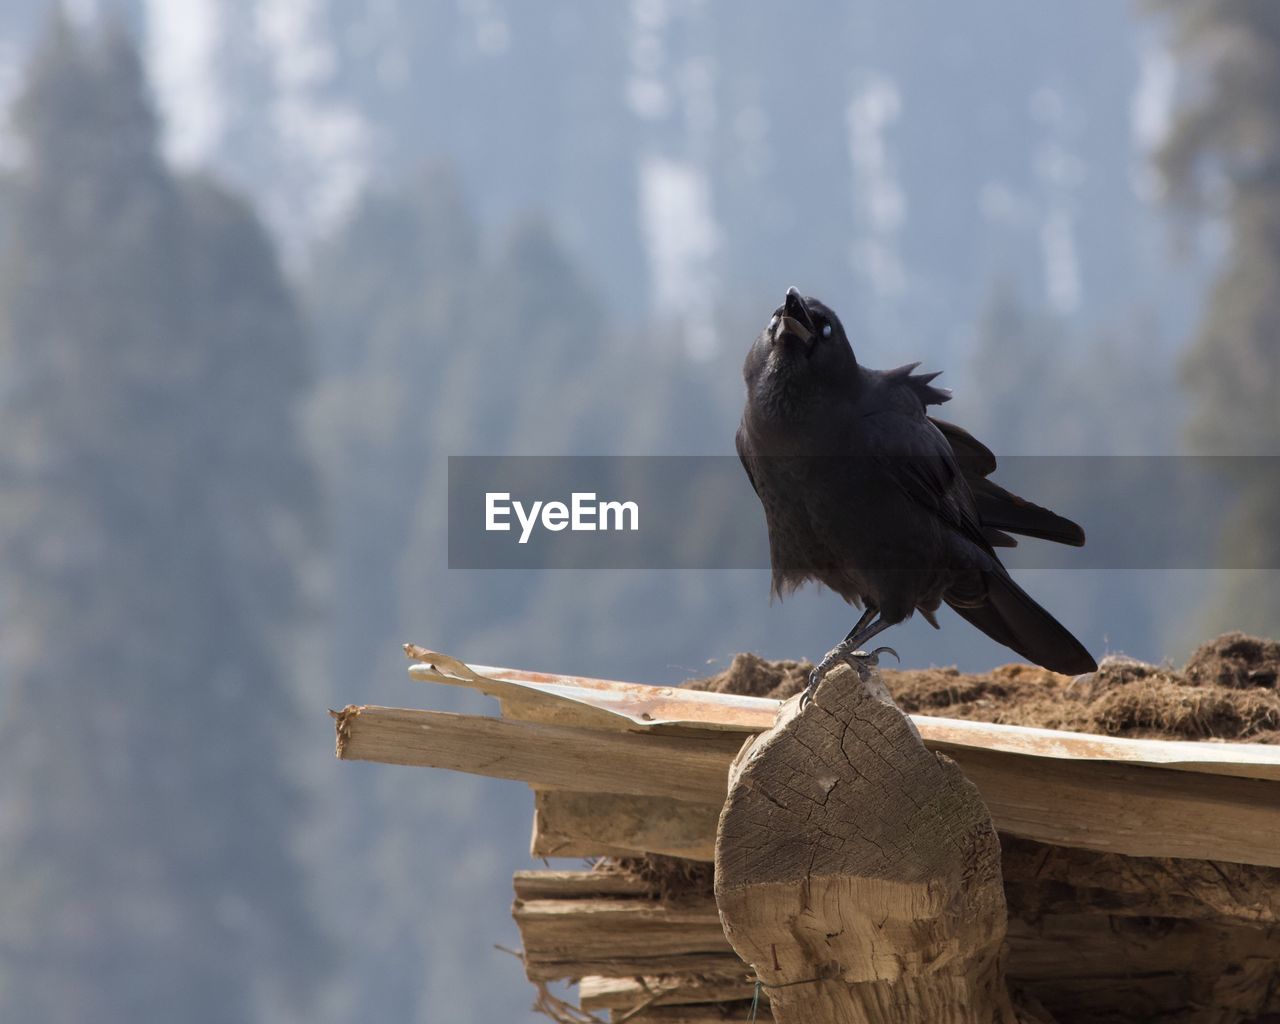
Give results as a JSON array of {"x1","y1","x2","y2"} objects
[{"x1": 0, "y1": 1, "x2": 1276, "y2": 1021}]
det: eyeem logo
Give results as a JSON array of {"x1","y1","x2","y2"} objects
[{"x1": 486, "y1": 492, "x2": 639, "y2": 544}]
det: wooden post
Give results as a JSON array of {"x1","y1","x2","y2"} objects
[{"x1": 714, "y1": 662, "x2": 1020, "y2": 1024}]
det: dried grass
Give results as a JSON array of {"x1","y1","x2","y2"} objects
[{"x1": 688, "y1": 632, "x2": 1280, "y2": 743}]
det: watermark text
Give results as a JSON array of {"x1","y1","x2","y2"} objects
[{"x1": 485, "y1": 491, "x2": 639, "y2": 544}]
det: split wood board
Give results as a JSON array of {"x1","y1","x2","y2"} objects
[{"x1": 335, "y1": 703, "x2": 1280, "y2": 867}]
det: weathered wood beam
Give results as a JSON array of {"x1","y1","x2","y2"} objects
[
  {"x1": 953, "y1": 745, "x2": 1280, "y2": 867},
  {"x1": 512, "y1": 862, "x2": 1279, "y2": 1018},
  {"x1": 531, "y1": 790, "x2": 720, "y2": 861},
  {"x1": 512, "y1": 870, "x2": 653, "y2": 900},
  {"x1": 333, "y1": 704, "x2": 735, "y2": 803},
  {"x1": 520, "y1": 826, "x2": 1280, "y2": 932},
  {"x1": 523, "y1": 953, "x2": 747, "y2": 984},
  {"x1": 715, "y1": 663, "x2": 1018, "y2": 1024},
  {"x1": 608, "y1": 1007, "x2": 769, "y2": 1023},
  {"x1": 578, "y1": 975, "x2": 758, "y2": 1012},
  {"x1": 513, "y1": 897, "x2": 735, "y2": 981},
  {"x1": 334, "y1": 703, "x2": 1280, "y2": 867},
  {"x1": 511, "y1": 861, "x2": 1280, "y2": 951}
]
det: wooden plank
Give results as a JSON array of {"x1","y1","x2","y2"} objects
[
  {"x1": 949, "y1": 746, "x2": 1280, "y2": 867},
  {"x1": 578, "y1": 975, "x2": 758, "y2": 1012},
  {"x1": 610, "y1": 1008, "x2": 769, "y2": 1023},
  {"x1": 514, "y1": 901, "x2": 732, "y2": 977},
  {"x1": 527, "y1": 759, "x2": 1280, "y2": 871},
  {"x1": 512, "y1": 870, "x2": 653, "y2": 900},
  {"x1": 532, "y1": 791, "x2": 719, "y2": 862},
  {"x1": 514, "y1": 839, "x2": 1280, "y2": 930},
  {"x1": 334, "y1": 704, "x2": 1280, "y2": 867},
  {"x1": 524, "y1": 953, "x2": 746, "y2": 983},
  {"x1": 515, "y1": 882, "x2": 1280, "y2": 1015},
  {"x1": 403, "y1": 649, "x2": 1280, "y2": 782},
  {"x1": 515, "y1": 895, "x2": 739, "y2": 982},
  {"x1": 514, "y1": 897, "x2": 732, "y2": 963},
  {"x1": 333, "y1": 705, "x2": 732, "y2": 804}
]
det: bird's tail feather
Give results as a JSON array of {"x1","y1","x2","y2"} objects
[
  {"x1": 969, "y1": 477, "x2": 1086, "y2": 547},
  {"x1": 947, "y1": 570, "x2": 1096, "y2": 675}
]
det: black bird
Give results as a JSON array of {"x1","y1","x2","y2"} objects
[{"x1": 737, "y1": 287, "x2": 1097, "y2": 695}]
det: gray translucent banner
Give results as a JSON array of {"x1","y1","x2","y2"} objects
[{"x1": 447, "y1": 455, "x2": 1279, "y2": 570}]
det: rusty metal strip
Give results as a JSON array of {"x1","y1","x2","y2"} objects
[
  {"x1": 404, "y1": 645, "x2": 778, "y2": 733},
  {"x1": 402, "y1": 645, "x2": 1280, "y2": 780}
]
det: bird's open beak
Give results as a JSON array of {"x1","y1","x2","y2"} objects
[{"x1": 775, "y1": 286, "x2": 815, "y2": 346}]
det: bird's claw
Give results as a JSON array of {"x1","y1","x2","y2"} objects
[
  {"x1": 800, "y1": 669, "x2": 818, "y2": 709},
  {"x1": 800, "y1": 646, "x2": 899, "y2": 709}
]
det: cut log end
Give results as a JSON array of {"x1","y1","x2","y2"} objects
[{"x1": 714, "y1": 662, "x2": 1017, "y2": 1024}]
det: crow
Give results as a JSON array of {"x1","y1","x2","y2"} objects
[{"x1": 737, "y1": 287, "x2": 1097, "y2": 696}]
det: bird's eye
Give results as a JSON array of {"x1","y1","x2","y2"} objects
[{"x1": 822, "y1": 323, "x2": 833, "y2": 338}]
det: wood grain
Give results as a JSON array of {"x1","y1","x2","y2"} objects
[
  {"x1": 531, "y1": 790, "x2": 720, "y2": 861},
  {"x1": 715, "y1": 664, "x2": 1017, "y2": 1024},
  {"x1": 333, "y1": 704, "x2": 732, "y2": 804},
  {"x1": 577, "y1": 974, "x2": 758, "y2": 1012},
  {"x1": 512, "y1": 870, "x2": 653, "y2": 900},
  {"x1": 514, "y1": 897, "x2": 735, "y2": 981},
  {"x1": 335, "y1": 702, "x2": 1280, "y2": 867}
]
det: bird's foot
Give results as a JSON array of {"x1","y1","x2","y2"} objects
[{"x1": 800, "y1": 646, "x2": 899, "y2": 709}]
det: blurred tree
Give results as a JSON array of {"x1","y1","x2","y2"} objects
[
  {"x1": 0, "y1": 13, "x2": 326, "y2": 1022},
  {"x1": 960, "y1": 280, "x2": 1060, "y2": 452},
  {"x1": 961, "y1": 278, "x2": 1177, "y2": 456},
  {"x1": 306, "y1": 174, "x2": 634, "y2": 1022},
  {"x1": 305, "y1": 172, "x2": 517, "y2": 1024},
  {"x1": 1152, "y1": 0, "x2": 1280, "y2": 636},
  {"x1": 954, "y1": 278, "x2": 1187, "y2": 659},
  {"x1": 306, "y1": 166, "x2": 482, "y2": 700}
]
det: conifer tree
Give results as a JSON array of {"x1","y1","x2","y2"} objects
[
  {"x1": 0, "y1": 15, "x2": 327, "y2": 1021},
  {"x1": 1151, "y1": 0, "x2": 1280, "y2": 635}
]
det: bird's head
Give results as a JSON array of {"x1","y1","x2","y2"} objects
[{"x1": 743, "y1": 287, "x2": 857, "y2": 416}]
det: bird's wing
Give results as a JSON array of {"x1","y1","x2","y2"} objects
[
  {"x1": 930, "y1": 417, "x2": 1085, "y2": 547},
  {"x1": 928, "y1": 417, "x2": 996, "y2": 474},
  {"x1": 864, "y1": 411, "x2": 994, "y2": 555}
]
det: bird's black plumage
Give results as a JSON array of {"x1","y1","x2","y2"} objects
[{"x1": 737, "y1": 287, "x2": 1097, "y2": 681}]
